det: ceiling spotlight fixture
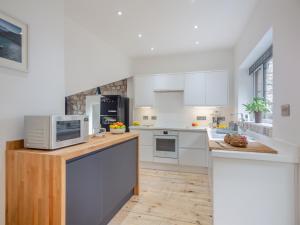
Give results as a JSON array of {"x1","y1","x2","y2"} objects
[
  {"x1": 195, "y1": 41, "x2": 200, "y2": 45},
  {"x1": 194, "y1": 25, "x2": 198, "y2": 29},
  {"x1": 138, "y1": 34, "x2": 142, "y2": 38},
  {"x1": 117, "y1": 11, "x2": 123, "y2": 16},
  {"x1": 150, "y1": 47, "x2": 154, "y2": 51}
]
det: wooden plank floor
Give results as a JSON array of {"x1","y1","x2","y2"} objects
[{"x1": 109, "y1": 166, "x2": 213, "y2": 225}]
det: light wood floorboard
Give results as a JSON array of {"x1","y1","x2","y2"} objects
[{"x1": 109, "y1": 165, "x2": 212, "y2": 225}]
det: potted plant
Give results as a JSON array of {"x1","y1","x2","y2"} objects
[{"x1": 243, "y1": 97, "x2": 269, "y2": 123}]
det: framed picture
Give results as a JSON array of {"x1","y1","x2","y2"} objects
[{"x1": 0, "y1": 11, "x2": 28, "y2": 72}]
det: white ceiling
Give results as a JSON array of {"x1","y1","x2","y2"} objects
[{"x1": 65, "y1": 0, "x2": 259, "y2": 57}]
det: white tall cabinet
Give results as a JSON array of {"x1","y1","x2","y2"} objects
[{"x1": 133, "y1": 76, "x2": 154, "y2": 107}]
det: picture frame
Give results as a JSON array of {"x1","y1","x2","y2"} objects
[{"x1": 0, "y1": 11, "x2": 28, "y2": 72}]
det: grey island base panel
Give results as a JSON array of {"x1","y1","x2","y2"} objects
[{"x1": 66, "y1": 139, "x2": 138, "y2": 225}]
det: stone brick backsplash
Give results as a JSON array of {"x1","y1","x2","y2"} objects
[{"x1": 66, "y1": 79, "x2": 127, "y2": 115}]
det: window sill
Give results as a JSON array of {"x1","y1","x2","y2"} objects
[{"x1": 238, "y1": 121, "x2": 273, "y2": 137}]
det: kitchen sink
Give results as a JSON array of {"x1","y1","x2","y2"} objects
[
  {"x1": 215, "y1": 128, "x2": 238, "y2": 135},
  {"x1": 210, "y1": 128, "x2": 256, "y2": 142}
]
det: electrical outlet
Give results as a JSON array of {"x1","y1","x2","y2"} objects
[
  {"x1": 142, "y1": 116, "x2": 149, "y2": 120},
  {"x1": 281, "y1": 104, "x2": 290, "y2": 117},
  {"x1": 151, "y1": 116, "x2": 157, "y2": 120}
]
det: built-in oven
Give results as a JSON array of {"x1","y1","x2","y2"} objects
[{"x1": 153, "y1": 130, "x2": 178, "y2": 159}]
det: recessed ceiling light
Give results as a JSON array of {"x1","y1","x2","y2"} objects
[
  {"x1": 117, "y1": 11, "x2": 123, "y2": 16},
  {"x1": 138, "y1": 34, "x2": 142, "y2": 38},
  {"x1": 195, "y1": 41, "x2": 200, "y2": 45},
  {"x1": 194, "y1": 25, "x2": 198, "y2": 29},
  {"x1": 150, "y1": 47, "x2": 154, "y2": 51}
]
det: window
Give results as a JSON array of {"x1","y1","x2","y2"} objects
[
  {"x1": 250, "y1": 46, "x2": 273, "y2": 123},
  {"x1": 263, "y1": 58, "x2": 273, "y2": 120}
]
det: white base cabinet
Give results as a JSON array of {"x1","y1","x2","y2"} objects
[
  {"x1": 130, "y1": 129, "x2": 209, "y2": 167},
  {"x1": 140, "y1": 146, "x2": 153, "y2": 162},
  {"x1": 178, "y1": 131, "x2": 208, "y2": 167},
  {"x1": 179, "y1": 132, "x2": 208, "y2": 149},
  {"x1": 179, "y1": 148, "x2": 208, "y2": 167},
  {"x1": 131, "y1": 130, "x2": 154, "y2": 162},
  {"x1": 213, "y1": 157, "x2": 297, "y2": 225}
]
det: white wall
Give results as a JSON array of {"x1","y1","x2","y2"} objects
[
  {"x1": 234, "y1": 0, "x2": 300, "y2": 146},
  {"x1": 132, "y1": 49, "x2": 234, "y2": 75},
  {"x1": 64, "y1": 17, "x2": 131, "y2": 96},
  {"x1": 0, "y1": 0, "x2": 65, "y2": 224}
]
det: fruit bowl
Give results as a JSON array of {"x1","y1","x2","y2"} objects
[
  {"x1": 110, "y1": 122, "x2": 126, "y2": 134},
  {"x1": 110, "y1": 128, "x2": 126, "y2": 134}
]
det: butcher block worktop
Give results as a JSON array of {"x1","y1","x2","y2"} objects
[
  {"x1": 209, "y1": 140, "x2": 278, "y2": 154},
  {"x1": 8, "y1": 132, "x2": 139, "y2": 160}
]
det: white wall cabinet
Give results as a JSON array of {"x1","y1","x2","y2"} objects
[
  {"x1": 205, "y1": 71, "x2": 228, "y2": 106},
  {"x1": 179, "y1": 131, "x2": 207, "y2": 149},
  {"x1": 184, "y1": 73, "x2": 206, "y2": 106},
  {"x1": 184, "y1": 71, "x2": 228, "y2": 106},
  {"x1": 179, "y1": 148, "x2": 208, "y2": 167},
  {"x1": 153, "y1": 74, "x2": 185, "y2": 91},
  {"x1": 134, "y1": 76, "x2": 154, "y2": 107}
]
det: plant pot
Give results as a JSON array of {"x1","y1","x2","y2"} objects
[{"x1": 254, "y1": 112, "x2": 263, "y2": 123}]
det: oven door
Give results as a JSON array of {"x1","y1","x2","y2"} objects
[
  {"x1": 51, "y1": 115, "x2": 86, "y2": 149},
  {"x1": 154, "y1": 135, "x2": 178, "y2": 159}
]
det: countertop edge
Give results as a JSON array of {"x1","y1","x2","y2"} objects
[
  {"x1": 129, "y1": 126, "x2": 207, "y2": 132},
  {"x1": 211, "y1": 149, "x2": 299, "y2": 164},
  {"x1": 7, "y1": 133, "x2": 139, "y2": 161}
]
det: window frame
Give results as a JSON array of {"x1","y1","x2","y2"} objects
[{"x1": 252, "y1": 56, "x2": 273, "y2": 124}]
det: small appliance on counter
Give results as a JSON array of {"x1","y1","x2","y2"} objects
[
  {"x1": 24, "y1": 115, "x2": 89, "y2": 150},
  {"x1": 100, "y1": 95, "x2": 129, "y2": 132},
  {"x1": 212, "y1": 116, "x2": 226, "y2": 128}
]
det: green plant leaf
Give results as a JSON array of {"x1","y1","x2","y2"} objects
[{"x1": 243, "y1": 97, "x2": 270, "y2": 113}]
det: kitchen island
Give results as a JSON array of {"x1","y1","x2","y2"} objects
[{"x1": 6, "y1": 132, "x2": 139, "y2": 225}]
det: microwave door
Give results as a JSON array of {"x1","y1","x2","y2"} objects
[
  {"x1": 52, "y1": 117, "x2": 82, "y2": 149},
  {"x1": 56, "y1": 120, "x2": 81, "y2": 142}
]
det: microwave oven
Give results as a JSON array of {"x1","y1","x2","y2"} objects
[{"x1": 24, "y1": 115, "x2": 89, "y2": 150}]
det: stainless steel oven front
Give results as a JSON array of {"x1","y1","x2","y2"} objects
[{"x1": 153, "y1": 130, "x2": 179, "y2": 159}]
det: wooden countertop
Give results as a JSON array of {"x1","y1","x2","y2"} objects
[
  {"x1": 8, "y1": 132, "x2": 139, "y2": 160},
  {"x1": 209, "y1": 140, "x2": 278, "y2": 154}
]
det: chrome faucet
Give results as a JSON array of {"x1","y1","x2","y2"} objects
[{"x1": 231, "y1": 113, "x2": 245, "y2": 122}]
